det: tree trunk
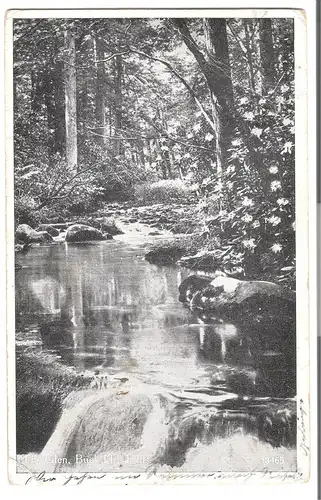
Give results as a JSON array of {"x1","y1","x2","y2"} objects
[
  {"x1": 204, "y1": 19, "x2": 234, "y2": 110},
  {"x1": 64, "y1": 29, "x2": 77, "y2": 172},
  {"x1": 43, "y1": 71, "x2": 56, "y2": 156},
  {"x1": 155, "y1": 138, "x2": 167, "y2": 179},
  {"x1": 147, "y1": 140, "x2": 153, "y2": 159},
  {"x1": 114, "y1": 53, "x2": 123, "y2": 156},
  {"x1": 174, "y1": 19, "x2": 234, "y2": 177},
  {"x1": 30, "y1": 70, "x2": 42, "y2": 114},
  {"x1": 163, "y1": 149, "x2": 173, "y2": 179},
  {"x1": 259, "y1": 19, "x2": 276, "y2": 93},
  {"x1": 168, "y1": 157, "x2": 173, "y2": 179},
  {"x1": 138, "y1": 140, "x2": 145, "y2": 166},
  {"x1": 204, "y1": 18, "x2": 234, "y2": 176},
  {"x1": 158, "y1": 107, "x2": 173, "y2": 179},
  {"x1": 95, "y1": 38, "x2": 105, "y2": 146},
  {"x1": 280, "y1": 20, "x2": 294, "y2": 78},
  {"x1": 243, "y1": 20, "x2": 256, "y2": 97},
  {"x1": 53, "y1": 61, "x2": 65, "y2": 156}
]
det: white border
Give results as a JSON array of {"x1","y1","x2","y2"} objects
[{"x1": 3, "y1": 1, "x2": 317, "y2": 495}]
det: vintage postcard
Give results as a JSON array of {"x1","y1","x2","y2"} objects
[{"x1": 5, "y1": 6, "x2": 312, "y2": 486}]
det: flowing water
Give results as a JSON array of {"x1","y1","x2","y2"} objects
[{"x1": 15, "y1": 223, "x2": 297, "y2": 473}]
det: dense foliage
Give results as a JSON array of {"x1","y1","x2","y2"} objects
[{"x1": 13, "y1": 17, "x2": 295, "y2": 282}]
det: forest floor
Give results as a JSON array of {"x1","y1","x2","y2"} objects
[{"x1": 94, "y1": 200, "x2": 201, "y2": 235}]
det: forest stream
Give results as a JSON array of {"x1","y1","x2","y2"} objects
[{"x1": 15, "y1": 218, "x2": 297, "y2": 474}]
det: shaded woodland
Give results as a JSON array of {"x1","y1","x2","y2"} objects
[{"x1": 13, "y1": 17, "x2": 295, "y2": 283}]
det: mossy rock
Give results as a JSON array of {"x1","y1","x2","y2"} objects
[
  {"x1": 15, "y1": 224, "x2": 53, "y2": 244},
  {"x1": 65, "y1": 224, "x2": 105, "y2": 242}
]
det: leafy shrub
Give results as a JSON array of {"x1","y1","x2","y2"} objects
[
  {"x1": 14, "y1": 195, "x2": 49, "y2": 228},
  {"x1": 195, "y1": 84, "x2": 296, "y2": 284},
  {"x1": 133, "y1": 179, "x2": 196, "y2": 205},
  {"x1": 14, "y1": 157, "x2": 106, "y2": 217}
]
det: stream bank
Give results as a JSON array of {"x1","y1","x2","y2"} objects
[
  {"x1": 14, "y1": 203, "x2": 297, "y2": 472},
  {"x1": 16, "y1": 201, "x2": 294, "y2": 288}
]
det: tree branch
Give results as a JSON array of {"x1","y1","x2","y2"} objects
[
  {"x1": 14, "y1": 20, "x2": 44, "y2": 46},
  {"x1": 127, "y1": 45, "x2": 216, "y2": 133},
  {"x1": 179, "y1": 19, "x2": 235, "y2": 88},
  {"x1": 226, "y1": 21, "x2": 248, "y2": 55},
  {"x1": 62, "y1": 51, "x2": 129, "y2": 70},
  {"x1": 139, "y1": 111, "x2": 214, "y2": 153},
  {"x1": 35, "y1": 160, "x2": 107, "y2": 210},
  {"x1": 86, "y1": 120, "x2": 213, "y2": 153},
  {"x1": 129, "y1": 72, "x2": 173, "y2": 105}
]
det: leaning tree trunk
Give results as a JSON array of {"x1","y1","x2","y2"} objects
[
  {"x1": 259, "y1": 19, "x2": 277, "y2": 93},
  {"x1": 114, "y1": 53, "x2": 123, "y2": 156},
  {"x1": 64, "y1": 29, "x2": 77, "y2": 172},
  {"x1": 174, "y1": 18, "x2": 234, "y2": 180},
  {"x1": 203, "y1": 18, "x2": 234, "y2": 176},
  {"x1": 95, "y1": 38, "x2": 105, "y2": 146}
]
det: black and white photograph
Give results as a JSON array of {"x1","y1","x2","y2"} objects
[{"x1": 5, "y1": 8, "x2": 311, "y2": 485}]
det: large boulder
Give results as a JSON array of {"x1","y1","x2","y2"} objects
[
  {"x1": 15, "y1": 224, "x2": 53, "y2": 244},
  {"x1": 72, "y1": 218, "x2": 123, "y2": 236},
  {"x1": 40, "y1": 388, "x2": 155, "y2": 472},
  {"x1": 36, "y1": 224, "x2": 60, "y2": 237},
  {"x1": 180, "y1": 275, "x2": 295, "y2": 325},
  {"x1": 145, "y1": 242, "x2": 187, "y2": 265},
  {"x1": 65, "y1": 224, "x2": 106, "y2": 242},
  {"x1": 178, "y1": 274, "x2": 212, "y2": 303}
]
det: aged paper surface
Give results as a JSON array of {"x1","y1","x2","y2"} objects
[{"x1": 5, "y1": 5, "x2": 311, "y2": 486}]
